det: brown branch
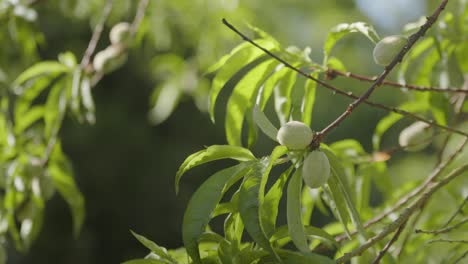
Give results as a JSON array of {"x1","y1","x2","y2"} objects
[
  {"x1": 428, "y1": 239, "x2": 468, "y2": 244},
  {"x1": 326, "y1": 68, "x2": 468, "y2": 94},
  {"x1": 131, "y1": 0, "x2": 149, "y2": 35},
  {"x1": 454, "y1": 250, "x2": 468, "y2": 264},
  {"x1": 371, "y1": 220, "x2": 408, "y2": 264},
  {"x1": 80, "y1": 0, "x2": 114, "y2": 68},
  {"x1": 444, "y1": 196, "x2": 468, "y2": 227},
  {"x1": 222, "y1": 13, "x2": 468, "y2": 142},
  {"x1": 336, "y1": 161, "x2": 468, "y2": 263},
  {"x1": 319, "y1": 0, "x2": 449, "y2": 139}
]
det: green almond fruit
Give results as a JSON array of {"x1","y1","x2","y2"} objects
[
  {"x1": 276, "y1": 121, "x2": 314, "y2": 150},
  {"x1": 302, "y1": 150, "x2": 330, "y2": 188},
  {"x1": 398, "y1": 121, "x2": 434, "y2": 152},
  {"x1": 373, "y1": 35, "x2": 408, "y2": 66},
  {"x1": 92, "y1": 45, "x2": 128, "y2": 73}
]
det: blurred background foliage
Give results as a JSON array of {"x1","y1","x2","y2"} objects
[{"x1": 1, "y1": 0, "x2": 466, "y2": 263}]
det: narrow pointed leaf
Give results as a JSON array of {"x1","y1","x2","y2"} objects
[
  {"x1": 270, "y1": 225, "x2": 338, "y2": 248},
  {"x1": 261, "y1": 249, "x2": 334, "y2": 264},
  {"x1": 131, "y1": 230, "x2": 175, "y2": 263},
  {"x1": 301, "y1": 77, "x2": 317, "y2": 126},
  {"x1": 253, "y1": 105, "x2": 278, "y2": 142},
  {"x1": 262, "y1": 165, "x2": 294, "y2": 236},
  {"x1": 287, "y1": 168, "x2": 309, "y2": 252},
  {"x1": 322, "y1": 147, "x2": 367, "y2": 242},
  {"x1": 182, "y1": 162, "x2": 253, "y2": 263},
  {"x1": 175, "y1": 145, "x2": 256, "y2": 193},
  {"x1": 209, "y1": 39, "x2": 278, "y2": 122},
  {"x1": 13, "y1": 61, "x2": 70, "y2": 86},
  {"x1": 225, "y1": 59, "x2": 278, "y2": 146},
  {"x1": 274, "y1": 70, "x2": 298, "y2": 125}
]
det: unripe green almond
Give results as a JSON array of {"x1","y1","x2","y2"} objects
[
  {"x1": 302, "y1": 150, "x2": 330, "y2": 188},
  {"x1": 109, "y1": 22, "x2": 132, "y2": 46},
  {"x1": 93, "y1": 45, "x2": 128, "y2": 73},
  {"x1": 276, "y1": 121, "x2": 314, "y2": 150},
  {"x1": 373, "y1": 35, "x2": 408, "y2": 66},
  {"x1": 398, "y1": 121, "x2": 434, "y2": 152}
]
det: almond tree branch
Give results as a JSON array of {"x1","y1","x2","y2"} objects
[
  {"x1": 80, "y1": 0, "x2": 114, "y2": 68},
  {"x1": 318, "y1": 0, "x2": 449, "y2": 139},
  {"x1": 443, "y1": 195, "x2": 468, "y2": 227},
  {"x1": 325, "y1": 68, "x2": 468, "y2": 94},
  {"x1": 130, "y1": 0, "x2": 149, "y2": 35},
  {"x1": 415, "y1": 217, "x2": 468, "y2": 235},
  {"x1": 371, "y1": 220, "x2": 408, "y2": 264},
  {"x1": 222, "y1": 11, "x2": 468, "y2": 142}
]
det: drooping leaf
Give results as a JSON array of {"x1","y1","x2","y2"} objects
[
  {"x1": 225, "y1": 59, "x2": 279, "y2": 146},
  {"x1": 48, "y1": 143, "x2": 85, "y2": 237},
  {"x1": 182, "y1": 162, "x2": 253, "y2": 263},
  {"x1": 256, "y1": 65, "x2": 288, "y2": 109},
  {"x1": 323, "y1": 22, "x2": 379, "y2": 64},
  {"x1": 270, "y1": 225, "x2": 338, "y2": 249},
  {"x1": 321, "y1": 147, "x2": 367, "y2": 242},
  {"x1": 253, "y1": 105, "x2": 278, "y2": 142},
  {"x1": 80, "y1": 75, "x2": 95, "y2": 124},
  {"x1": 175, "y1": 145, "x2": 256, "y2": 193},
  {"x1": 13, "y1": 61, "x2": 70, "y2": 86},
  {"x1": 14, "y1": 106, "x2": 44, "y2": 134},
  {"x1": 44, "y1": 78, "x2": 68, "y2": 139},
  {"x1": 301, "y1": 77, "x2": 317, "y2": 126},
  {"x1": 287, "y1": 167, "x2": 309, "y2": 252},
  {"x1": 209, "y1": 39, "x2": 279, "y2": 122},
  {"x1": 148, "y1": 82, "x2": 182, "y2": 126},
  {"x1": 301, "y1": 187, "x2": 314, "y2": 226},
  {"x1": 274, "y1": 70, "x2": 298, "y2": 125},
  {"x1": 261, "y1": 249, "x2": 334, "y2": 264},
  {"x1": 238, "y1": 146, "x2": 287, "y2": 262},
  {"x1": 262, "y1": 165, "x2": 294, "y2": 237},
  {"x1": 130, "y1": 230, "x2": 176, "y2": 263}
]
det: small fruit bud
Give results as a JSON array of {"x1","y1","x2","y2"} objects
[
  {"x1": 276, "y1": 121, "x2": 314, "y2": 150},
  {"x1": 92, "y1": 45, "x2": 128, "y2": 73},
  {"x1": 398, "y1": 121, "x2": 434, "y2": 152},
  {"x1": 302, "y1": 150, "x2": 330, "y2": 188},
  {"x1": 109, "y1": 22, "x2": 132, "y2": 46},
  {"x1": 373, "y1": 35, "x2": 408, "y2": 66}
]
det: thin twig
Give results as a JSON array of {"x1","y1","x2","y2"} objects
[
  {"x1": 325, "y1": 68, "x2": 468, "y2": 94},
  {"x1": 131, "y1": 0, "x2": 149, "y2": 35},
  {"x1": 394, "y1": 205, "x2": 426, "y2": 257},
  {"x1": 334, "y1": 136, "x2": 468, "y2": 243},
  {"x1": 318, "y1": 0, "x2": 449, "y2": 139},
  {"x1": 336, "y1": 161, "x2": 468, "y2": 263},
  {"x1": 428, "y1": 239, "x2": 468, "y2": 244},
  {"x1": 80, "y1": 0, "x2": 114, "y2": 68},
  {"x1": 371, "y1": 220, "x2": 408, "y2": 264},
  {"x1": 453, "y1": 250, "x2": 468, "y2": 264},
  {"x1": 415, "y1": 217, "x2": 468, "y2": 235},
  {"x1": 444, "y1": 196, "x2": 468, "y2": 227}
]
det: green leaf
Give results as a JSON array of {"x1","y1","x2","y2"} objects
[
  {"x1": 301, "y1": 187, "x2": 314, "y2": 226},
  {"x1": 256, "y1": 65, "x2": 289, "y2": 109},
  {"x1": 321, "y1": 147, "x2": 367, "y2": 242},
  {"x1": 175, "y1": 145, "x2": 256, "y2": 193},
  {"x1": 182, "y1": 162, "x2": 253, "y2": 263},
  {"x1": 372, "y1": 101, "x2": 429, "y2": 150},
  {"x1": 262, "y1": 249, "x2": 334, "y2": 264},
  {"x1": 209, "y1": 39, "x2": 278, "y2": 122},
  {"x1": 130, "y1": 230, "x2": 176, "y2": 263},
  {"x1": 274, "y1": 70, "x2": 298, "y2": 125},
  {"x1": 14, "y1": 106, "x2": 44, "y2": 134},
  {"x1": 287, "y1": 167, "x2": 309, "y2": 252},
  {"x1": 239, "y1": 146, "x2": 287, "y2": 262},
  {"x1": 323, "y1": 22, "x2": 379, "y2": 64},
  {"x1": 262, "y1": 165, "x2": 294, "y2": 237},
  {"x1": 44, "y1": 78, "x2": 68, "y2": 139},
  {"x1": 398, "y1": 38, "x2": 434, "y2": 84},
  {"x1": 301, "y1": 77, "x2": 317, "y2": 126},
  {"x1": 121, "y1": 259, "x2": 168, "y2": 264},
  {"x1": 80, "y1": 75, "x2": 95, "y2": 124},
  {"x1": 48, "y1": 143, "x2": 85, "y2": 237},
  {"x1": 13, "y1": 61, "x2": 70, "y2": 86},
  {"x1": 253, "y1": 105, "x2": 278, "y2": 142},
  {"x1": 270, "y1": 225, "x2": 338, "y2": 248},
  {"x1": 225, "y1": 59, "x2": 279, "y2": 146},
  {"x1": 148, "y1": 81, "x2": 182, "y2": 126}
]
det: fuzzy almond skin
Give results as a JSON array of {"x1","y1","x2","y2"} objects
[
  {"x1": 302, "y1": 150, "x2": 331, "y2": 188},
  {"x1": 93, "y1": 45, "x2": 128, "y2": 73},
  {"x1": 398, "y1": 121, "x2": 434, "y2": 152},
  {"x1": 373, "y1": 35, "x2": 408, "y2": 66},
  {"x1": 276, "y1": 121, "x2": 314, "y2": 150},
  {"x1": 109, "y1": 22, "x2": 132, "y2": 46}
]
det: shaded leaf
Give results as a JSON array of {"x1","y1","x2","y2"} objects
[
  {"x1": 253, "y1": 105, "x2": 278, "y2": 142},
  {"x1": 287, "y1": 167, "x2": 309, "y2": 252}
]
